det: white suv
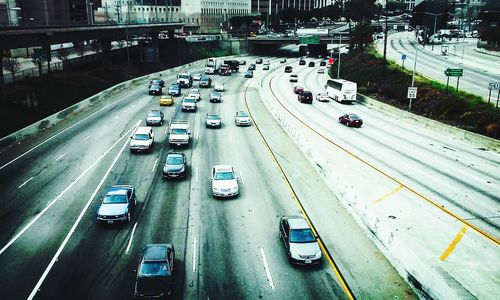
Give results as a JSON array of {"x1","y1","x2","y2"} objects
[{"x1": 130, "y1": 126, "x2": 154, "y2": 153}]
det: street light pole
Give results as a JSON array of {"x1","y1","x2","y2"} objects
[{"x1": 337, "y1": 33, "x2": 342, "y2": 79}]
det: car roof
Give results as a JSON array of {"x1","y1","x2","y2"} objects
[
  {"x1": 207, "y1": 112, "x2": 220, "y2": 116},
  {"x1": 143, "y1": 244, "x2": 172, "y2": 261},
  {"x1": 213, "y1": 165, "x2": 233, "y2": 172},
  {"x1": 166, "y1": 152, "x2": 183, "y2": 158},
  {"x1": 107, "y1": 189, "x2": 128, "y2": 196},
  {"x1": 135, "y1": 126, "x2": 152, "y2": 134},
  {"x1": 236, "y1": 111, "x2": 248, "y2": 115},
  {"x1": 286, "y1": 217, "x2": 310, "y2": 230}
]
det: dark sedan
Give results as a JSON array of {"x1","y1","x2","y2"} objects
[
  {"x1": 293, "y1": 86, "x2": 304, "y2": 94},
  {"x1": 308, "y1": 61, "x2": 315, "y2": 67},
  {"x1": 298, "y1": 91, "x2": 313, "y2": 104},
  {"x1": 148, "y1": 84, "x2": 162, "y2": 95},
  {"x1": 339, "y1": 114, "x2": 363, "y2": 127},
  {"x1": 248, "y1": 64, "x2": 256, "y2": 70},
  {"x1": 150, "y1": 78, "x2": 165, "y2": 87},
  {"x1": 199, "y1": 76, "x2": 212, "y2": 88},
  {"x1": 299, "y1": 59, "x2": 306, "y2": 65},
  {"x1": 134, "y1": 244, "x2": 174, "y2": 299},
  {"x1": 245, "y1": 70, "x2": 253, "y2": 78},
  {"x1": 163, "y1": 152, "x2": 187, "y2": 179}
]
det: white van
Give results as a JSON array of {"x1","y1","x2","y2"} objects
[
  {"x1": 129, "y1": 126, "x2": 154, "y2": 153},
  {"x1": 325, "y1": 79, "x2": 357, "y2": 103}
]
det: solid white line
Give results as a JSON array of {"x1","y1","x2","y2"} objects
[
  {"x1": 259, "y1": 246, "x2": 275, "y2": 290},
  {"x1": 229, "y1": 134, "x2": 233, "y2": 144},
  {"x1": 195, "y1": 167, "x2": 199, "y2": 183},
  {"x1": 126, "y1": 222, "x2": 138, "y2": 254},
  {"x1": 239, "y1": 170, "x2": 245, "y2": 185},
  {"x1": 192, "y1": 237, "x2": 197, "y2": 272},
  {"x1": 27, "y1": 126, "x2": 132, "y2": 300},
  {"x1": 0, "y1": 120, "x2": 141, "y2": 256},
  {"x1": 195, "y1": 131, "x2": 199, "y2": 141},
  {"x1": 152, "y1": 158, "x2": 159, "y2": 172},
  {"x1": 18, "y1": 177, "x2": 34, "y2": 189},
  {"x1": 164, "y1": 126, "x2": 169, "y2": 135},
  {"x1": 172, "y1": 107, "x2": 176, "y2": 114},
  {"x1": 0, "y1": 97, "x2": 129, "y2": 171},
  {"x1": 82, "y1": 136, "x2": 90, "y2": 141},
  {"x1": 55, "y1": 153, "x2": 66, "y2": 161}
]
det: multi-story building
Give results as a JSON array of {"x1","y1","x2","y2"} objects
[{"x1": 252, "y1": 0, "x2": 315, "y2": 14}]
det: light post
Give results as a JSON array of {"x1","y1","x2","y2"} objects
[
  {"x1": 337, "y1": 33, "x2": 342, "y2": 79},
  {"x1": 409, "y1": 25, "x2": 425, "y2": 111},
  {"x1": 89, "y1": 2, "x2": 94, "y2": 25}
]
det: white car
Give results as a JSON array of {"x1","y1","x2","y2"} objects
[
  {"x1": 188, "y1": 88, "x2": 201, "y2": 101},
  {"x1": 129, "y1": 126, "x2": 154, "y2": 153},
  {"x1": 316, "y1": 92, "x2": 329, "y2": 102},
  {"x1": 193, "y1": 73, "x2": 203, "y2": 81},
  {"x1": 210, "y1": 165, "x2": 239, "y2": 197},
  {"x1": 214, "y1": 82, "x2": 225, "y2": 92},
  {"x1": 317, "y1": 67, "x2": 326, "y2": 74},
  {"x1": 264, "y1": 61, "x2": 270, "y2": 65},
  {"x1": 235, "y1": 111, "x2": 251, "y2": 126},
  {"x1": 181, "y1": 96, "x2": 197, "y2": 112}
]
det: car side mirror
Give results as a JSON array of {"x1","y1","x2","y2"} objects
[
  {"x1": 130, "y1": 136, "x2": 133, "y2": 139},
  {"x1": 188, "y1": 130, "x2": 192, "y2": 135},
  {"x1": 209, "y1": 176, "x2": 213, "y2": 180},
  {"x1": 235, "y1": 176, "x2": 239, "y2": 180}
]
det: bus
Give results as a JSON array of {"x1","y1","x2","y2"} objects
[{"x1": 325, "y1": 79, "x2": 357, "y2": 103}]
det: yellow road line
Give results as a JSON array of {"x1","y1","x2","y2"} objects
[
  {"x1": 373, "y1": 185, "x2": 404, "y2": 204},
  {"x1": 266, "y1": 74, "x2": 499, "y2": 246},
  {"x1": 440, "y1": 226, "x2": 468, "y2": 261},
  {"x1": 243, "y1": 85, "x2": 355, "y2": 300}
]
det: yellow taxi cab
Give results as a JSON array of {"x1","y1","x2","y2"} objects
[{"x1": 159, "y1": 95, "x2": 174, "y2": 106}]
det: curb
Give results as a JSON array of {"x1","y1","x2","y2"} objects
[{"x1": 473, "y1": 47, "x2": 500, "y2": 58}]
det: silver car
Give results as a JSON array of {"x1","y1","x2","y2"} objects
[
  {"x1": 206, "y1": 113, "x2": 222, "y2": 128},
  {"x1": 279, "y1": 216, "x2": 322, "y2": 265},
  {"x1": 210, "y1": 91, "x2": 222, "y2": 103},
  {"x1": 235, "y1": 111, "x2": 251, "y2": 126},
  {"x1": 210, "y1": 165, "x2": 239, "y2": 198}
]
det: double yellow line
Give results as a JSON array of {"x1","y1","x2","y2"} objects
[{"x1": 243, "y1": 84, "x2": 355, "y2": 300}]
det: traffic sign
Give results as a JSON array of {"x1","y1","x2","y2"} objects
[
  {"x1": 299, "y1": 35, "x2": 320, "y2": 44},
  {"x1": 444, "y1": 68, "x2": 463, "y2": 77},
  {"x1": 489, "y1": 82, "x2": 500, "y2": 90},
  {"x1": 402, "y1": 54, "x2": 406, "y2": 61},
  {"x1": 328, "y1": 58, "x2": 335, "y2": 65},
  {"x1": 407, "y1": 87, "x2": 418, "y2": 99}
]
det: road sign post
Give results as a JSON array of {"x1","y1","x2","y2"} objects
[
  {"x1": 401, "y1": 53, "x2": 406, "y2": 69},
  {"x1": 444, "y1": 68, "x2": 463, "y2": 92},
  {"x1": 407, "y1": 87, "x2": 417, "y2": 111},
  {"x1": 489, "y1": 82, "x2": 500, "y2": 107}
]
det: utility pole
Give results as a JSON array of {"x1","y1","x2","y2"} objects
[{"x1": 382, "y1": 4, "x2": 388, "y2": 79}]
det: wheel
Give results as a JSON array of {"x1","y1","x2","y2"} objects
[{"x1": 127, "y1": 212, "x2": 131, "y2": 222}]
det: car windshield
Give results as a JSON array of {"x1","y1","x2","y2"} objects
[
  {"x1": 103, "y1": 194, "x2": 128, "y2": 204},
  {"x1": 133, "y1": 134, "x2": 150, "y2": 140},
  {"x1": 171, "y1": 129, "x2": 187, "y2": 134},
  {"x1": 148, "y1": 111, "x2": 161, "y2": 117},
  {"x1": 349, "y1": 115, "x2": 360, "y2": 120},
  {"x1": 290, "y1": 228, "x2": 316, "y2": 243},
  {"x1": 139, "y1": 262, "x2": 169, "y2": 277},
  {"x1": 150, "y1": 85, "x2": 160, "y2": 89},
  {"x1": 179, "y1": 75, "x2": 190, "y2": 80},
  {"x1": 166, "y1": 156, "x2": 184, "y2": 164},
  {"x1": 169, "y1": 86, "x2": 178, "y2": 90},
  {"x1": 303, "y1": 92, "x2": 312, "y2": 96},
  {"x1": 183, "y1": 98, "x2": 195, "y2": 103},
  {"x1": 207, "y1": 115, "x2": 220, "y2": 120},
  {"x1": 201, "y1": 78, "x2": 209, "y2": 81},
  {"x1": 237, "y1": 112, "x2": 249, "y2": 117},
  {"x1": 214, "y1": 171, "x2": 235, "y2": 180},
  {"x1": 211, "y1": 92, "x2": 220, "y2": 97}
]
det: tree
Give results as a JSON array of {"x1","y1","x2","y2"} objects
[
  {"x1": 2, "y1": 57, "x2": 21, "y2": 82},
  {"x1": 411, "y1": 0, "x2": 451, "y2": 37},
  {"x1": 31, "y1": 52, "x2": 48, "y2": 77},
  {"x1": 478, "y1": 0, "x2": 500, "y2": 46},
  {"x1": 56, "y1": 47, "x2": 72, "y2": 71},
  {"x1": 345, "y1": 0, "x2": 377, "y2": 51}
]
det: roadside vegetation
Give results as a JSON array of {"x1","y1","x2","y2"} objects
[{"x1": 329, "y1": 46, "x2": 500, "y2": 139}]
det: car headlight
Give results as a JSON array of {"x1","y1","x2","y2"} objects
[
  {"x1": 290, "y1": 249, "x2": 300, "y2": 259},
  {"x1": 231, "y1": 186, "x2": 239, "y2": 192},
  {"x1": 212, "y1": 187, "x2": 220, "y2": 192},
  {"x1": 315, "y1": 251, "x2": 322, "y2": 258},
  {"x1": 179, "y1": 166, "x2": 185, "y2": 172}
]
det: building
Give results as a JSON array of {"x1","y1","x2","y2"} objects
[{"x1": 252, "y1": 0, "x2": 315, "y2": 14}]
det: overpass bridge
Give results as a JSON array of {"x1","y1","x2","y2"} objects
[{"x1": 247, "y1": 35, "x2": 351, "y2": 56}]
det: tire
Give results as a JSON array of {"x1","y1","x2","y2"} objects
[{"x1": 127, "y1": 212, "x2": 131, "y2": 222}]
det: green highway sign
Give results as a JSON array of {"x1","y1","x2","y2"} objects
[
  {"x1": 444, "y1": 68, "x2": 463, "y2": 77},
  {"x1": 299, "y1": 35, "x2": 320, "y2": 44}
]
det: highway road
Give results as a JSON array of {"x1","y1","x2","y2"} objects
[
  {"x1": 376, "y1": 31, "x2": 500, "y2": 100},
  {"x1": 0, "y1": 57, "x2": 413, "y2": 299}
]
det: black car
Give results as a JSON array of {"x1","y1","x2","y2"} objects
[
  {"x1": 150, "y1": 79, "x2": 165, "y2": 87},
  {"x1": 339, "y1": 114, "x2": 363, "y2": 128},
  {"x1": 298, "y1": 91, "x2": 313, "y2": 104},
  {"x1": 149, "y1": 84, "x2": 162, "y2": 95},
  {"x1": 285, "y1": 66, "x2": 293, "y2": 73},
  {"x1": 163, "y1": 152, "x2": 187, "y2": 179},
  {"x1": 239, "y1": 60, "x2": 246, "y2": 65},
  {"x1": 299, "y1": 59, "x2": 306, "y2": 65},
  {"x1": 134, "y1": 244, "x2": 175, "y2": 299},
  {"x1": 245, "y1": 70, "x2": 253, "y2": 78},
  {"x1": 308, "y1": 61, "x2": 315, "y2": 67},
  {"x1": 199, "y1": 76, "x2": 212, "y2": 88},
  {"x1": 319, "y1": 60, "x2": 327, "y2": 66},
  {"x1": 256, "y1": 58, "x2": 263, "y2": 64},
  {"x1": 248, "y1": 64, "x2": 256, "y2": 70}
]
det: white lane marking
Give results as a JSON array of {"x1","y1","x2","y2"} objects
[
  {"x1": 152, "y1": 158, "x2": 159, "y2": 172},
  {"x1": 172, "y1": 107, "x2": 176, "y2": 114},
  {"x1": 259, "y1": 246, "x2": 275, "y2": 290},
  {"x1": 114, "y1": 115, "x2": 119, "y2": 119},
  {"x1": 239, "y1": 170, "x2": 245, "y2": 185},
  {"x1": 0, "y1": 95, "x2": 131, "y2": 171},
  {"x1": 0, "y1": 120, "x2": 141, "y2": 256},
  {"x1": 55, "y1": 153, "x2": 66, "y2": 161},
  {"x1": 195, "y1": 130, "x2": 199, "y2": 141},
  {"x1": 82, "y1": 136, "x2": 90, "y2": 141},
  {"x1": 164, "y1": 126, "x2": 169, "y2": 135},
  {"x1": 18, "y1": 177, "x2": 34, "y2": 189},
  {"x1": 229, "y1": 134, "x2": 233, "y2": 145},
  {"x1": 126, "y1": 222, "x2": 138, "y2": 254},
  {"x1": 195, "y1": 167, "x2": 199, "y2": 183},
  {"x1": 27, "y1": 127, "x2": 132, "y2": 300},
  {"x1": 192, "y1": 237, "x2": 197, "y2": 272}
]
